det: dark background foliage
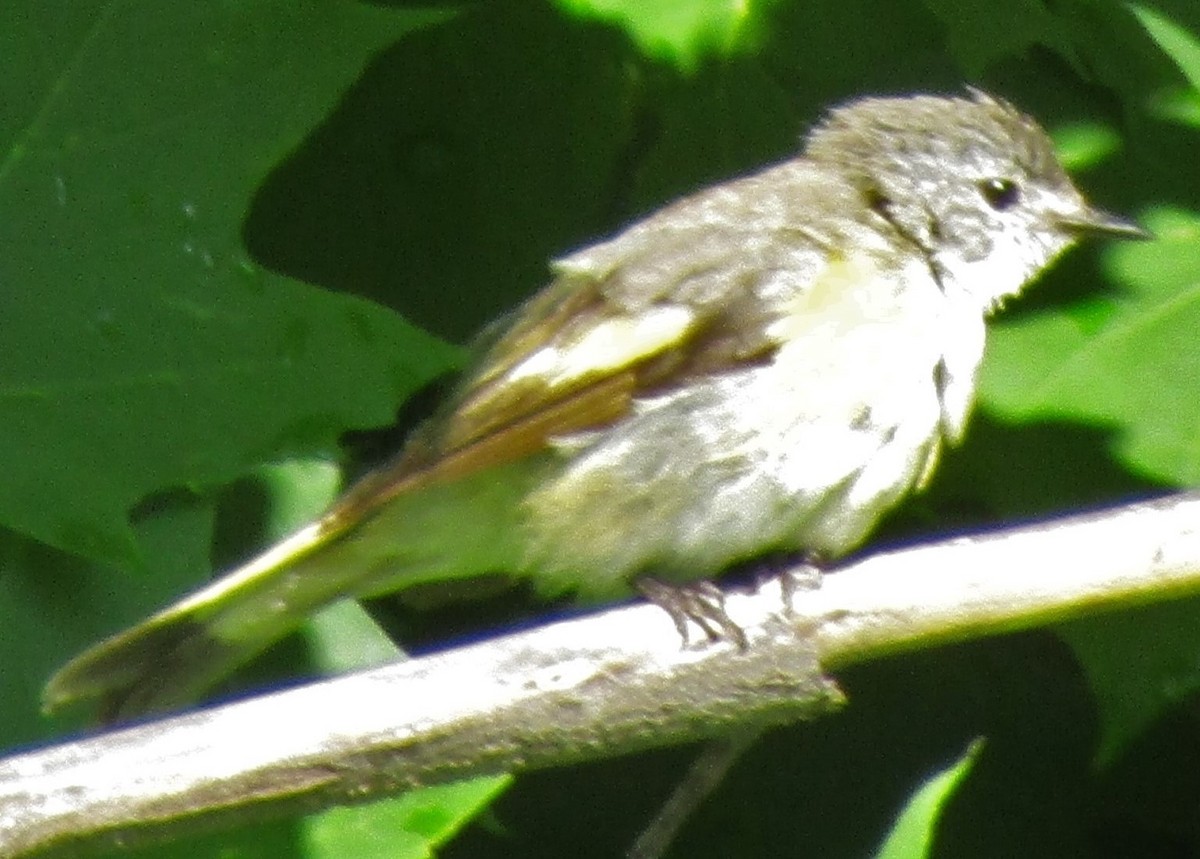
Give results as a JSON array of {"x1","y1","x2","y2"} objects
[{"x1": 3, "y1": 0, "x2": 1200, "y2": 856}]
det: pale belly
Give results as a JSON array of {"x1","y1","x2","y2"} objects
[{"x1": 520, "y1": 281, "x2": 987, "y2": 598}]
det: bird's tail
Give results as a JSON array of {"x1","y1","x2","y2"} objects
[
  {"x1": 43, "y1": 465, "x2": 535, "y2": 721},
  {"x1": 42, "y1": 520, "x2": 362, "y2": 720}
]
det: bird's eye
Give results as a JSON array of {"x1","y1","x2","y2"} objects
[{"x1": 979, "y1": 178, "x2": 1020, "y2": 211}]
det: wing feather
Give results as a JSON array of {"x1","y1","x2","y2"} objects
[{"x1": 325, "y1": 158, "x2": 852, "y2": 530}]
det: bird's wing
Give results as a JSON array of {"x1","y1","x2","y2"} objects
[{"x1": 328, "y1": 159, "x2": 843, "y2": 524}]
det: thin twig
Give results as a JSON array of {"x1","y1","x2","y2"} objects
[{"x1": 626, "y1": 727, "x2": 764, "y2": 859}]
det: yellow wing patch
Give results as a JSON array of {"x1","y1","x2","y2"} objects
[
  {"x1": 504, "y1": 304, "x2": 696, "y2": 388},
  {"x1": 322, "y1": 282, "x2": 700, "y2": 529}
]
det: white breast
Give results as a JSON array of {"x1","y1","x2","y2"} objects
[{"x1": 519, "y1": 252, "x2": 988, "y2": 598}]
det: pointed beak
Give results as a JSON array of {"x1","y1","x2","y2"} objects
[{"x1": 1057, "y1": 206, "x2": 1151, "y2": 240}]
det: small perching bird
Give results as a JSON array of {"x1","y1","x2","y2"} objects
[{"x1": 44, "y1": 89, "x2": 1146, "y2": 720}]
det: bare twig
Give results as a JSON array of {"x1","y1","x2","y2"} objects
[
  {"x1": 626, "y1": 727, "x2": 764, "y2": 859},
  {"x1": 4, "y1": 492, "x2": 1200, "y2": 858}
]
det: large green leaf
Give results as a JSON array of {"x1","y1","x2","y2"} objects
[
  {"x1": 983, "y1": 207, "x2": 1200, "y2": 484},
  {"x1": 0, "y1": 1, "x2": 458, "y2": 570}
]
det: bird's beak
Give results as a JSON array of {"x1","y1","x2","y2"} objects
[{"x1": 1058, "y1": 206, "x2": 1152, "y2": 240}]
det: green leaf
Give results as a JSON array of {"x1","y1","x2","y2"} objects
[
  {"x1": 1052, "y1": 121, "x2": 1124, "y2": 173},
  {"x1": 920, "y1": 0, "x2": 1068, "y2": 78},
  {"x1": 303, "y1": 777, "x2": 512, "y2": 859},
  {"x1": 253, "y1": 460, "x2": 345, "y2": 543},
  {"x1": 0, "y1": 1, "x2": 459, "y2": 570},
  {"x1": 303, "y1": 600, "x2": 402, "y2": 676},
  {"x1": 873, "y1": 740, "x2": 984, "y2": 859},
  {"x1": 82, "y1": 777, "x2": 511, "y2": 859},
  {"x1": 554, "y1": 0, "x2": 759, "y2": 68},
  {"x1": 1147, "y1": 85, "x2": 1200, "y2": 128},
  {"x1": 0, "y1": 502, "x2": 217, "y2": 748},
  {"x1": 982, "y1": 207, "x2": 1200, "y2": 485},
  {"x1": 1059, "y1": 599, "x2": 1200, "y2": 767},
  {"x1": 1129, "y1": 2, "x2": 1200, "y2": 93}
]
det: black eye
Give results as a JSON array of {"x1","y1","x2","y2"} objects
[{"x1": 979, "y1": 177, "x2": 1020, "y2": 211}]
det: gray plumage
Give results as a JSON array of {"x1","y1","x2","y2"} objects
[{"x1": 44, "y1": 90, "x2": 1144, "y2": 718}]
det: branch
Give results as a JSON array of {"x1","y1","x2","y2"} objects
[{"x1": 4, "y1": 492, "x2": 1200, "y2": 857}]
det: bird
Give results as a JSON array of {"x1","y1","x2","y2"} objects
[{"x1": 44, "y1": 89, "x2": 1147, "y2": 719}]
